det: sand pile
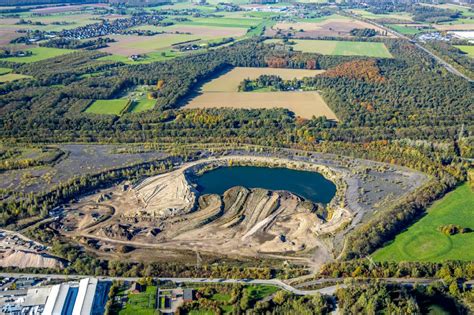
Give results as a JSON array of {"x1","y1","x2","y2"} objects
[
  {"x1": 0, "y1": 250, "x2": 64, "y2": 269},
  {"x1": 133, "y1": 169, "x2": 197, "y2": 217}
]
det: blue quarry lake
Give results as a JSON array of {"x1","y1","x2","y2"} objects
[{"x1": 195, "y1": 166, "x2": 336, "y2": 204}]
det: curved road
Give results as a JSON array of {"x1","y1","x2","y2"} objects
[
  {"x1": 346, "y1": 12, "x2": 473, "y2": 83},
  {"x1": 1, "y1": 272, "x2": 470, "y2": 296}
]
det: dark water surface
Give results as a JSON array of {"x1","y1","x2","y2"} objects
[{"x1": 194, "y1": 166, "x2": 336, "y2": 204}]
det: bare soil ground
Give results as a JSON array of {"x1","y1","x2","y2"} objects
[
  {"x1": 185, "y1": 91, "x2": 338, "y2": 120},
  {"x1": 183, "y1": 67, "x2": 335, "y2": 120},
  {"x1": 0, "y1": 29, "x2": 19, "y2": 45},
  {"x1": 1, "y1": 144, "x2": 167, "y2": 197},
  {"x1": 200, "y1": 67, "x2": 325, "y2": 92},
  {"x1": 52, "y1": 153, "x2": 427, "y2": 268},
  {"x1": 100, "y1": 33, "x2": 200, "y2": 56}
]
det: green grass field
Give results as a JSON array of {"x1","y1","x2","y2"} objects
[
  {"x1": 456, "y1": 45, "x2": 474, "y2": 57},
  {"x1": 85, "y1": 99, "x2": 129, "y2": 115},
  {"x1": 119, "y1": 286, "x2": 157, "y2": 315},
  {"x1": 266, "y1": 39, "x2": 392, "y2": 58},
  {"x1": 0, "y1": 67, "x2": 12, "y2": 75},
  {"x1": 0, "y1": 73, "x2": 31, "y2": 83},
  {"x1": 388, "y1": 24, "x2": 433, "y2": 35},
  {"x1": 99, "y1": 50, "x2": 178, "y2": 64},
  {"x1": 373, "y1": 183, "x2": 474, "y2": 262},
  {"x1": 350, "y1": 9, "x2": 413, "y2": 21},
  {"x1": 246, "y1": 285, "x2": 279, "y2": 300},
  {"x1": 181, "y1": 17, "x2": 261, "y2": 28},
  {"x1": 1, "y1": 47, "x2": 75, "y2": 63},
  {"x1": 128, "y1": 99, "x2": 156, "y2": 113}
]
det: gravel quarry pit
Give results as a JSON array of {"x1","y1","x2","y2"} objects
[{"x1": 53, "y1": 152, "x2": 427, "y2": 267}]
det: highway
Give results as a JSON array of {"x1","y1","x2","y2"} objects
[
  {"x1": 1, "y1": 272, "x2": 469, "y2": 296},
  {"x1": 346, "y1": 12, "x2": 473, "y2": 83}
]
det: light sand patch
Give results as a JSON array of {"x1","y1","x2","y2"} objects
[
  {"x1": 185, "y1": 91, "x2": 338, "y2": 120},
  {"x1": 0, "y1": 250, "x2": 64, "y2": 269},
  {"x1": 202, "y1": 67, "x2": 325, "y2": 92}
]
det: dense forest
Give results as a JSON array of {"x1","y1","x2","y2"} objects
[
  {"x1": 0, "y1": 35, "x2": 473, "y2": 282},
  {"x1": 0, "y1": 39, "x2": 472, "y2": 145}
]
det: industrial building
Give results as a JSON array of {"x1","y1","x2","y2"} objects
[{"x1": 0, "y1": 278, "x2": 110, "y2": 315}]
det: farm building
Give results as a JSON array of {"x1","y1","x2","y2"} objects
[{"x1": 130, "y1": 282, "x2": 145, "y2": 294}]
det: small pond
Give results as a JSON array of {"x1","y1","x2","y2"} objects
[{"x1": 194, "y1": 166, "x2": 336, "y2": 204}]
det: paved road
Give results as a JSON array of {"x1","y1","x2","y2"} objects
[
  {"x1": 346, "y1": 12, "x2": 473, "y2": 83},
  {"x1": 2, "y1": 272, "x2": 470, "y2": 296}
]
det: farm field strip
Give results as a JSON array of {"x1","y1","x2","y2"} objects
[
  {"x1": 100, "y1": 33, "x2": 203, "y2": 56},
  {"x1": 455, "y1": 45, "x2": 474, "y2": 57},
  {"x1": 85, "y1": 99, "x2": 130, "y2": 115},
  {"x1": 184, "y1": 91, "x2": 338, "y2": 120},
  {"x1": 128, "y1": 99, "x2": 156, "y2": 113},
  {"x1": 0, "y1": 73, "x2": 31, "y2": 83},
  {"x1": 0, "y1": 47, "x2": 75, "y2": 63},
  {"x1": 132, "y1": 24, "x2": 248, "y2": 37},
  {"x1": 372, "y1": 183, "x2": 474, "y2": 262},
  {"x1": 179, "y1": 17, "x2": 261, "y2": 28},
  {"x1": 201, "y1": 67, "x2": 325, "y2": 92},
  {"x1": 433, "y1": 23, "x2": 474, "y2": 31},
  {"x1": 266, "y1": 39, "x2": 393, "y2": 58},
  {"x1": 184, "y1": 67, "x2": 336, "y2": 119},
  {"x1": 388, "y1": 24, "x2": 434, "y2": 35},
  {"x1": 349, "y1": 9, "x2": 413, "y2": 21}
]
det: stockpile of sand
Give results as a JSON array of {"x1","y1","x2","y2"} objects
[
  {"x1": 133, "y1": 169, "x2": 197, "y2": 217},
  {"x1": 0, "y1": 250, "x2": 64, "y2": 269}
]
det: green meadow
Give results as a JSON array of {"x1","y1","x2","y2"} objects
[
  {"x1": 266, "y1": 39, "x2": 392, "y2": 58},
  {"x1": 456, "y1": 45, "x2": 474, "y2": 57},
  {"x1": 85, "y1": 99, "x2": 129, "y2": 115},
  {"x1": 1, "y1": 47, "x2": 75, "y2": 63},
  {"x1": 373, "y1": 183, "x2": 474, "y2": 262}
]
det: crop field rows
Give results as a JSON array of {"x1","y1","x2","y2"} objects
[{"x1": 184, "y1": 67, "x2": 338, "y2": 120}]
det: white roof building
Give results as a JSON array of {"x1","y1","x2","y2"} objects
[{"x1": 72, "y1": 278, "x2": 98, "y2": 315}]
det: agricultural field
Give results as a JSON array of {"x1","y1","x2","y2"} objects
[
  {"x1": 128, "y1": 99, "x2": 156, "y2": 113},
  {"x1": 455, "y1": 45, "x2": 474, "y2": 57},
  {"x1": 349, "y1": 9, "x2": 413, "y2": 21},
  {"x1": 100, "y1": 34, "x2": 202, "y2": 57},
  {"x1": 0, "y1": 73, "x2": 31, "y2": 83},
  {"x1": 180, "y1": 17, "x2": 261, "y2": 28},
  {"x1": 184, "y1": 67, "x2": 337, "y2": 120},
  {"x1": 0, "y1": 67, "x2": 11, "y2": 75},
  {"x1": 373, "y1": 183, "x2": 474, "y2": 262},
  {"x1": 201, "y1": 67, "x2": 325, "y2": 92},
  {"x1": 84, "y1": 99, "x2": 130, "y2": 115},
  {"x1": 133, "y1": 24, "x2": 248, "y2": 38},
  {"x1": 185, "y1": 91, "x2": 336, "y2": 120},
  {"x1": 0, "y1": 47, "x2": 75, "y2": 63},
  {"x1": 388, "y1": 24, "x2": 434, "y2": 35},
  {"x1": 267, "y1": 15, "x2": 392, "y2": 38},
  {"x1": 266, "y1": 39, "x2": 392, "y2": 58}
]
